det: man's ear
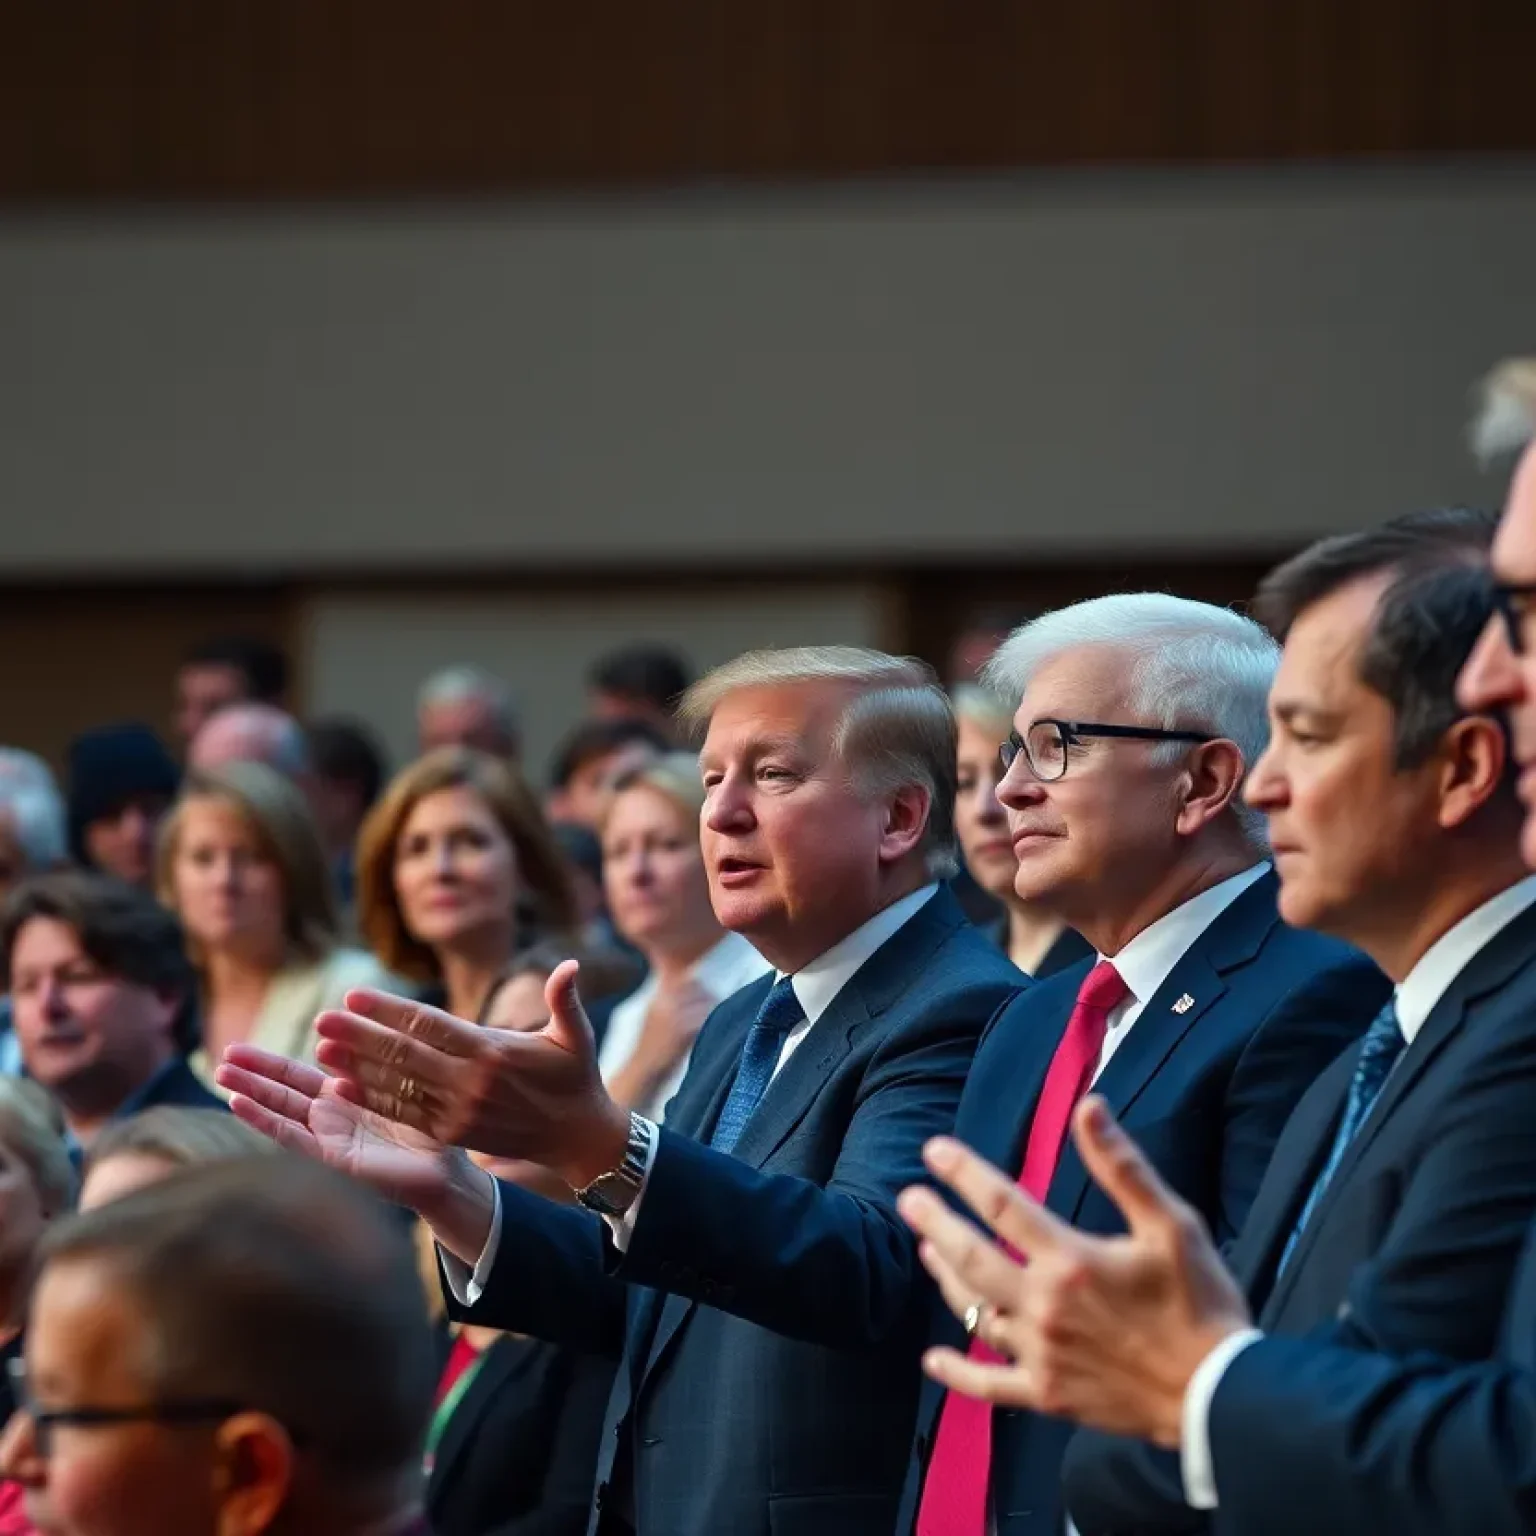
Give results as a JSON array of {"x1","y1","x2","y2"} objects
[
  {"x1": 1435, "y1": 714, "x2": 1511, "y2": 832},
  {"x1": 211, "y1": 1414, "x2": 293, "y2": 1536},
  {"x1": 878, "y1": 784, "x2": 931, "y2": 867},
  {"x1": 1173, "y1": 739, "x2": 1247, "y2": 837}
]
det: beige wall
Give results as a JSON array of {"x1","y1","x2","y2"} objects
[{"x1": 2, "y1": 163, "x2": 1530, "y2": 579}]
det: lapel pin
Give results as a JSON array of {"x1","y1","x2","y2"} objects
[{"x1": 1171, "y1": 993, "x2": 1195, "y2": 1014}]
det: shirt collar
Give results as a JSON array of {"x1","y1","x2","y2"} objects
[
  {"x1": 1102, "y1": 863, "x2": 1270, "y2": 1007},
  {"x1": 781, "y1": 883, "x2": 940, "y2": 1026},
  {"x1": 1394, "y1": 874, "x2": 1536, "y2": 1042}
]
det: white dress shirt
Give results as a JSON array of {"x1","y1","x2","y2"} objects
[
  {"x1": 597, "y1": 931, "x2": 772, "y2": 1124},
  {"x1": 444, "y1": 882, "x2": 941, "y2": 1303},
  {"x1": 1178, "y1": 872, "x2": 1536, "y2": 1510},
  {"x1": 1090, "y1": 863, "x2": 1270, "y2": 1084}
]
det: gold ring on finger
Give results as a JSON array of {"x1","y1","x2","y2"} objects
[{"x1": 399, "y1": 1076, "x2": 420, "y2": 1104}]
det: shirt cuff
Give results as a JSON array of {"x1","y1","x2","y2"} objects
[
  {"x1": 603, "y1": 1116, "x2": 660, "y2": 1253},
  {"x1": 1180, "y1": 1328, "x2": 1264, "y2": 1509},
  {"x1": 439, "y1": 1178, "x2": 504, "y2": 1308}
]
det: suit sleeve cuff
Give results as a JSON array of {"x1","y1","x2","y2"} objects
[
  {"x1": 603, "y1": 1115, "x2": 660, "y2": 1253},
  {"x1": 439, "y1": 1178, "x2": 504, "y2": 1307},
  {"x1": 1180, "y1": 1328, "x2": 1264, "y2": 1509}
]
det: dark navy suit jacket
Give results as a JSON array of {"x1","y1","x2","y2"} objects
[
  {"x1": 896, "y1": 871, "x2": 1390, "y2": 1536},
  {"x1": 1064, "y1": 893, "x2": 1536, "y2": 1536},
  {"x1": 446, "y1": 886, "x2": 1025, "y2": 1536}
]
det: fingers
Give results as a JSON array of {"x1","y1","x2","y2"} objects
[
  {"x1": 315, "y1": 1007, "x2": 461, "y2": 1088},
  {"x1": 542, "y1": 960, "x2": 595, "y2": 1055},
  {"x1": 898, "y1": 1185, "x2": 1029, "y2": 1314},
  {"x1": 313, "y1": 1040, "x2": 442, "y2": 1136},
  {"x1": 219, "y1": 1043, "x2": 329, "y2": 1099},
  {"x1": 338, "y1": 990, "x2": 479, "y2": 1058},
  {"x1": 227, "y1": 1094, "x2": 323, "y2": 1160},
  {"x1": 1071, "y1": 1098, "x2": 1188, "y2": 1238},
  {"x1": 215, "y1": 1063, "x2": 320, "y2": 1127},
  {"x1": 923, "y1": 1136, "x2": 1071, "y2": 1261},
  {"x1": 921, "y1": 1346, "x2": 1036, "y2": 1410}
]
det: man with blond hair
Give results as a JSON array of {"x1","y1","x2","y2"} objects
[{"x1": 220, "y1": 645, "x2": 1026, "y2": 1536}]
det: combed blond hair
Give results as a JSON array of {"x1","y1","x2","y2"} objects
[
  {"x1": 157, "y1": 763, "x2": 339, "y2": 964},
  {"x1": 1472, "y1": 356, "x2": 1536, "y2": 465},
  {"x1": 0, "y1": 1076, "x2": 75, "y2": 1218},
  {"x1": 84, "y1": 1106, "x2": 273, "y2": 1181},
  {"x1": 355, "y1": 747, "x2": 578, "y2": 984},
  {"x1": 678, "y1": 646, "x2": 958, "y2": 879}
]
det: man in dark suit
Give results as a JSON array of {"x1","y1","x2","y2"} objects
[
  {"x1": 218, "y1": 646, "x2": 1026, "y2": 1536},
  {"x1": 902, "y1": 594, "x2": 1388, "y2": 1536},
  {"x1": 2, "y1": 870, "x2": 224, "y2": 1152},
  {"x1": 1062, "y1": 512, "x2": 1536, "y2": 1534},
  {"x1": 893, "y1": 360, "x2": 1536, "y2": 1536}
]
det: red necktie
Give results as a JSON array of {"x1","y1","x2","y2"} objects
[{"x1": 916, "y1": 960, "x2": 1129, "y2": 1536}]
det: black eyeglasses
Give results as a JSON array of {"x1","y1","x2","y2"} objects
[
  {"x1": 1000, "y1": 718, "x2": 1216, "y2": 783},
  {"x1": 1492, "y1": 582, "x2": 1536, "y2": 657},
  {"x1": 6, "y1": 1358, "x2": 243, "y2": 1459}
]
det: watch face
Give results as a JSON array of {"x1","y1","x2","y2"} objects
[{"x1": 581, "y1": 1173, "x2": 633, "y2": 1215}]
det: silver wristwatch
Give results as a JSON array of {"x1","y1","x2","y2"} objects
[{"x1": 575, "y1": 1112, "x2": 655, "y2": 1218}]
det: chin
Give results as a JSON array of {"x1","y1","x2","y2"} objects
[{"x1": 1275, "y1": 881, "x2": 1326, "y2": 934}]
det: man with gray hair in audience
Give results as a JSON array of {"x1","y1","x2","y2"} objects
[
  {"x1": 222, "y1": 644, "x2": 1025, "y2": 1536},
  {"x1": 417, "y1": 665, "x2": 521, "y2": 761},
  {"x1": 188, "y1": 702, "x2": 313, "y2": 781},
  {"x1": 901, "y1": 594, "x2": 1388, "y2": 1536}
]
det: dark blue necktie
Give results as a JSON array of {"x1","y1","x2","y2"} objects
[
  {"x1": 1278, "y1": 998, "x2": 1405, "y2": 1275},
  {"x1": 709, "y1": 977, "x2": 805, "y2": 1155}
]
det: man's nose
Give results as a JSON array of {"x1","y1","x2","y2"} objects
[
  {"x1": 1458, "y1": 615, "x2": 1523, "y2": 713},
  {"x1": 1243, "y1": 745, "x2": 1284, "y2": 809},
  {"x1": 704, "y1": 781, "x2": 754, "y2": 832},
  {"x1": 995, "y1": 760, "x2": 1043, "y2": 810}
]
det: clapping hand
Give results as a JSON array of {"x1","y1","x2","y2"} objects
[{"x1": 896, "y1": 1097, "x2": 1251, "y2": 1447}]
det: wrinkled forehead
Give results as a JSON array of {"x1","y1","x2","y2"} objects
[
  {"x1": 1012, "y1": 645, "x2": 1138, "y2": 725},
  {"x1": 700, "y1": 679, "x2": 862, "y2": 761},
  {"x1": 1492, "y1": 444, "x2": 1536, "y2": 582}
]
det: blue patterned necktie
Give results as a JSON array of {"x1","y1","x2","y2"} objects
[
  {"x1": 1277, "y1": 998, "x2": 1405, "y2": 1276},
  {"x1": 709, "y1": 977, "x2": 805, "y2": 1155}
]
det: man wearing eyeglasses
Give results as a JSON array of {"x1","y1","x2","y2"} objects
[
  {"x1": 901, "y1": 592, "x2": 1389, "y2": 1536},
  {"x1": 0, "y1": 1158, "x2": 435, "y2": 1536}
]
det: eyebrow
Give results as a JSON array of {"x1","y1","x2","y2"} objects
[
  {"x1": 1272, "y1": 701, "x2": 1344, "y2": 728},
  {"x1": 702, "y1": 733, "x2": 805, "y2": 767}
]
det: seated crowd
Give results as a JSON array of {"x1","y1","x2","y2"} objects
[{"x1": 0, "y1": 361, "x2": 1534, "y2": 1536}]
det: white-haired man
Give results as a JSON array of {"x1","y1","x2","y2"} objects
[
  {"x1": 901, "y1": 594, "x2": 1389, "y2": 1536},
  {"x1": 218, "y1": 646, "x2": 1026, "y2": 1536},
  {"x1": 188, "y1": 702, "x2": 312, "y2": 781},
  {"x1": 417, "y1": 666, "x2": 520, "y2": 761}
]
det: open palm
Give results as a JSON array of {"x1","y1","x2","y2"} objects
[{"x1": 219, "y1": 1044, "x2": 457, "y2": 1212}]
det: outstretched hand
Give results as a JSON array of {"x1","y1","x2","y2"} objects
[
  {"x1": 896, "y1": 1097, "x2": 1250, "y2": 1447},
  {"x1": 308, "y1": 961, "x2": 632, "y2": 1190}
]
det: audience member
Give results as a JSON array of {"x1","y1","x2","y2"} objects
[
  {"x1": 0, "y1": 1078, "x2": 73, "y2": 1536},
  {"x1": 951, "y1": 685, "x2": 1092, "y2": 977},
  {"x1": 545, "y1": 718, "x2": 670, "y2": 830},
  {"x1": 1063, "y1": 513, "x2": 1536, "y2": 1535},
  {"x1": 174, "y1": 633, "x2": 290, "y2": 749},
  {"x1": 0, "y1": 754, "x2": 66, "y2": 905},
  {"x1": 593, "y1": 754, "x2": 770, "y2": 1121},
  {"x1": 902, "y1": 595, "x2": 1388, "y2": 1536},
  {"x1": 79, "y1": 1105, "x2": 272, "y2": 1211},
  {"x1": 355, "y1": 748, "x2": 578, "y2": 1022},
  {"x1": 3, "y1": 873, "x2": 223, "y2": 1150},
  {"x1": 307, "y1": 717, "x2": 388, "y2": 909},
  {"x1": 422, "y1": 951, "x2": 623, "y2": 1536},
  {"x1": 418, "y1": 666, "x2": 521, "y2": 761},
  {"x1": 222, "y1": 644, "x2": 1026, "y2": 1536},
  {"x1": 587, "y1": 644, "x2": 692, "y2": 737},
  {"x1": 187, "y1": 701, "x2": 313, "y2": 781},
  {"x1": 0, "y1": 1158, "x2": 437, "y2": 1536},
  {"x1": 156, "y1": 764, "x2": 392, "y2": 1081},
  {"x1": 550, "y1": 819, "x2": 626, "y2": 951},
  {"x1": 65, "y1": 724, "x2": 179, "y2": 889}
]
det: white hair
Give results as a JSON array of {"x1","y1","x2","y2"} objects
[
  {"x1": 417, "y1": 666, "x2": 518, "y2": 730},
  {"x1": 680, "y1": 645, "x2": 960, "y2": 879},
  {"x1": 0, "y1": 751, "x2": 67, "y2": 871},
  {"x1": 984, "y1": 594, "x2": 1279, "y2": 847},
  {"x1": 1471, "y1": 356, "x2": 1536, "y2": 466}
]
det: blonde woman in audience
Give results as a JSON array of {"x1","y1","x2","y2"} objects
[
  {"x1": 157, "y1": 762, "x2": 394, "y2": 1086},
  {"x1": 78, "y1": 1104, "x2": 272, "y2": 1211},
  {"x1": 355, "y1": 747, "x2": 580, "y2": 1022},
  {"x1": 593, "y1": 753, "x2": 770, "y2": 1120},
  {"x1": 952, "y1": 684, "x2": 1092, "y2": 977},
  {"x1": 0, "y1": 1077, "x2": 73, "y2": 1536}
]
